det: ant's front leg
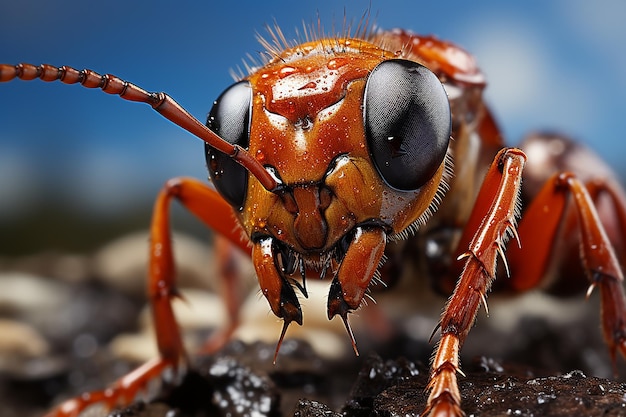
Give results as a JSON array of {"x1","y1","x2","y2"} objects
[
  {"x1": 424, "y1": 148, "x2": 526, "y2": 417},
  {"x1": 45, "y1": 177, "x2": 246, "y2": 417}
]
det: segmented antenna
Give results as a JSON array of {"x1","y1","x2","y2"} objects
[{"x1": 0, "y1": 63, "x2": 279, "y2": 192}]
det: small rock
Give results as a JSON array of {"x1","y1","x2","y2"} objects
[
  {"x1": 293, "y1": 399, "x2": 341, "y2": 417},
  {"x1": 109, "y1": 331, "x2": 158, "y2": 364},
  {"x1": 235, "y1": 280, "x2": 350, "y2": 360},
  {"x1": 0, "y1": 318, "x2": 49, "y2": 358},
  {"x1": 0, "y1": 318, "x2": 66, "y2": 380},
  {"x1": 0, "y1": 272, "x2": 73, "y2": 317},
  {"x1": 93, "y1": 232, "x2": 218, "y2": 296}
]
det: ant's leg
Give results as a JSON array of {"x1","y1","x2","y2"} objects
[
  {"x1": 506, "y1": 173, "x2": 626, "y2": 366},
  {"x1": 199, "y1": 234, "x2": 246, "y2": 353},
  {"x1": 45, "y1": 177, "x2": 247, "y2": 416},
  {"x1": 149, "y1": 178, "x2": 249, "y2": 357},
  {"x1": 424, "y1": 148, "x2": 526, "y2": 416}
]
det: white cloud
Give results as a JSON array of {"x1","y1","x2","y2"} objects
[
  {"x1": 469, "y1": 24, "x2": 550, "y2": 118},
  {"x1": 562, "y1": 0, "x2": 626, "y2": 41},
  {"x1": 561, "y1": 0, "x2": 626, "y2": 90},
  {"x1": 461, "y1": 17, "x2": 597, "y2": 143}
]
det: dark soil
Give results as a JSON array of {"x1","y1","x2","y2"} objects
[
  {"x1": 107, "y1": 341, "x2": 626, "y2": 417},
  {"x1": 2, "y1": 257, "x2": 626, "y2": 416}
]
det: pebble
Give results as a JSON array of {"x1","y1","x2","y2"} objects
[
  {"x1": 92, "y1": 231, "x2": 219, "y2": 296},
  {"x1": 0, "y1": 318, "x2": 49, "y2": 359}
]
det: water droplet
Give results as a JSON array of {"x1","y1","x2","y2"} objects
[{"x1": 279, "y1": 66, "x2": 296, "y2": 78}]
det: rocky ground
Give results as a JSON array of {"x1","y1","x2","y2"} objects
[{"x1": 2, "y1": 231, "x2": 626, "y2": 416}]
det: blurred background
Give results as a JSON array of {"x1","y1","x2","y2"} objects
[
  {"x1": 2, "y1": 3, "x2": 626, "y2": 414},
  {"x1": 1, "y1": 0, "x2": 625, "y2": 254}
]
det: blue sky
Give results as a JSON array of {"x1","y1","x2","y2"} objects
[{"x1": 1, "y1": 0, "x2": 625, "y2": 220}]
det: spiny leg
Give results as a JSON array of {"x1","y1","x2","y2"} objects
[
  {"x1": 424, "y1": 148, "x2": 525, "y2": 416},
  {"x1": 506, "y1": 173, "x2": 626, "y2": 367},
  {"x1": 199, "y1": 234, "x2": 246, "y2": 354},
  {"x1": 578, "y1": 210, "x2": 624, "y2": 354},
  {"x1": 45, "y1": 177, "x2": 247, "y2": 416},
  {"x1": 584, "y1": 179, "x2": 626, "y2": 364}
]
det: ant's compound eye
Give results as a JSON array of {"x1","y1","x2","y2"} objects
[
  {"x1": 205, "y1": 81, "x2": 252, "y2": 209},
  {"x1": 364, "y1": 59, "x2": 451, "y2": 191}
]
